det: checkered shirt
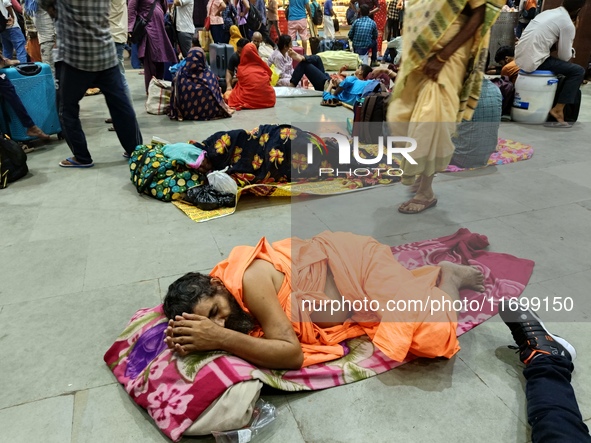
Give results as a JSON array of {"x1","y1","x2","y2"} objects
[
  {"x1": 387, "y1": 1, "x2": 399, "y2": 20},
  {"x1": 348, "y1": 16, "x2": 377, "y2": 50},
  {"x1": 54, "y1": 0, "x2": 118, "y2": 72}
]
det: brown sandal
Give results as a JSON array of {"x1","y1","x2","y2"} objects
[{"x1": 398, "y1": 198, "x2": 438, "y2": 214}]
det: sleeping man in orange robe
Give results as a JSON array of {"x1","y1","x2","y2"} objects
[{"x1": 163, "y1": 231, "x2": 485, "y2": 369}]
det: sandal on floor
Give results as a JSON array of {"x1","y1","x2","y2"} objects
[
  {"x1": 321, "y1": 99, "x2": 338, "y2": 107},
  {"x1": 398, "y1": 198, "x2": 438, "y2": 214},
  {"x1": 105, "y1": 118, "x2": 113, "y2": 124},
  {"x1": 108, "y1": 126, "x2": 115, "y2": 131},
  {"x1": 543, "y1": 121, "x2": 573, "y2": 128},
  {"x1": 59, "y1": 157, "x2": 94, "y2": 168}
]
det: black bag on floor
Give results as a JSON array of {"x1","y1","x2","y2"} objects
[
  {"x1": 185, "y1": 185, "x2": 235, "y2": 210},
  {"x1": 0, "y1": 135, "x2": 28, "y2": 189},
  {"x1": 353, "y1": 83, "x2": 390, "y2": 144},
  {"x1": 309, "y1": 36, "x2": 321, "y2": 55},
  {"x1": 547, "y1": 75, "x2": 581, "y2": 123}
]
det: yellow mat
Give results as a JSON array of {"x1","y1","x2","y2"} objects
[{"x1": 173, "y1": 178, "x2": 395, "y2": 223}]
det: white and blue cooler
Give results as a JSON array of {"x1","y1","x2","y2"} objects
[{"x1": 511, "y1": 70, "x2": 559, "y2": 124}]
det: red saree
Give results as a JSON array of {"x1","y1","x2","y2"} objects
[{"x1": 228, "y1": 43, "x2": 276, "y2": 110}]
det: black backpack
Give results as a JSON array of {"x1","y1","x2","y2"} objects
[
  {"x1": 246, "y1": 3, "x2": 263, "y2": 31},
  {"x1": 0, "y1": 135, "x2": 28, "y2": 189},
  {"x1": 353, "y1": 83, "x2": 390, "y2": 144},
  {"x1": 0, "y1": 10, "x2": 7, "y2": 33},
  {"x1": 312, "y1": 3, "x2": 323, "y2": 25}
]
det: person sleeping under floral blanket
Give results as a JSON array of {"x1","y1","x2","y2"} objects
[{"x1": 191, "y1": 124, "x2": 401, "y2": 188}]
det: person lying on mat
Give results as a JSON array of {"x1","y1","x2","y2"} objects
[
  {"x1": 163, "y1": 231, "x2": 485, "y2": 369},
  {"x1": 321, "y1": 65, "x2": 396, "y2": 106}
]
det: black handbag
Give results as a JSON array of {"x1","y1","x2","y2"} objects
[
  {"x1": 333, "y1": 17, "x2": 339, "y2": 32},
  {"x1": 130, "y1": 0, "x2": 159, "y2": 44}
]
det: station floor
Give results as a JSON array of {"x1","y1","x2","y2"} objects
[{"x1": 1, "y1": 68, "x2": 590, "y2": 443}]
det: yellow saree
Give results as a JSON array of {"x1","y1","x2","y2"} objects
[{"x1": 386, "y1": 0, "x2": 504, "y2": 184}]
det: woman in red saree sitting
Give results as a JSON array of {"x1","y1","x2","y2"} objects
[{"x1": 227, "y1": 43, "x2": 276, "y2": 110}]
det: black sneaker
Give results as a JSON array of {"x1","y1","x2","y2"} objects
[{"x1": 498, "y1": 299, "x2": 577, "y2": 364}]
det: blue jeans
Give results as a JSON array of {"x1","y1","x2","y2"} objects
[
  {"x1": 537, "y1": 56, "x2": 585, "y2": 105},
  {"x1": 115, "y1": 42, "x2": 133, "y2": 105},
  {"x1": 1, "y1": 27, "x2": 28, "y2": 63},
  {"x1": 131, "y1": 43, "x2": 142, "y2": 69},
  {"x1": 56, "y1": 62, "x2": 143, "y2": 164},
  {"x1": 290, "y1": 55, "x2": 330, "y2": 91},
  {"x1": 525, "y1": 356, "x2": 591, "y2": 443}
]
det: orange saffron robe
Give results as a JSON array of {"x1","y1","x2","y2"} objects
[{"x1": 210, "y1": 231, "x2": 459, "y2": 367}]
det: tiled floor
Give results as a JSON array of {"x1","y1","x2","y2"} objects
[{"x1": 1, "y1": 67, "x2": 590, "y2": 443}]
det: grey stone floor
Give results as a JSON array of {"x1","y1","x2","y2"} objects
[{"x1": 1, "y1": 69, "x2": 590, "y2": 443}]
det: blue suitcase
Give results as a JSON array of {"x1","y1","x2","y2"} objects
[
  {"x1": 208, "y1": 43, "x2": 234, "y2": 79},
  {"x1": 0, "y1": 63, "x2": 61, "y2": 142}
]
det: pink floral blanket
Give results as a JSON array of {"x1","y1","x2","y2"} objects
[{"x1": 104, "y1": 229, "x2": 534, "y2": 441}]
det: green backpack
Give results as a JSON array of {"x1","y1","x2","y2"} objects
[{"x1": 129, "y1": 144, "x2": 202, "y2": 202}]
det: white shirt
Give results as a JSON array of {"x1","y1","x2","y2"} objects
[
  {"x1": 515, "y1": 7, "x2": 576, "y2": 72},
  {"x1": 2, "y1": 0, "x2": 20, "y2": 29},
  {"x1": 176, "y1": 0, "x2": 196, "y2": 34},
  {"x1": 110, "y1": 0, "x2": 128, "y2": 44}
]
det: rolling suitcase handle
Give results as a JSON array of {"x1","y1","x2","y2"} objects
[{"x1": 14, "y1": 63, "x2": 43, "y2": 76}]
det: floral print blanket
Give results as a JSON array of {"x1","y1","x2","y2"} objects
[{"x1": 104, "y1": 229, "x2": 534, "y2": 441}]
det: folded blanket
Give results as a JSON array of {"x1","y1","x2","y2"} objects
[{"x1": 104, "y1": 228, "x2": 534, "y2": 441}]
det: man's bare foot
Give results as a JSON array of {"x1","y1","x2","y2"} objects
[
  {"x1": 439, "y1": 261, "x2": 485, "y2": 292},
  {"x1": 26, "y1": 125, "x2": 50, "y2": 140},
  {"x1": 548, "y1": 108, "x2": 566, "y2": 124}
]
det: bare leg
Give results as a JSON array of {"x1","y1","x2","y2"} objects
[
  {"x1": 409, "y1": 175, "x2": 422, "y2": 194},
  {"x1": 302, "y1": 39, "x2": 308, "y2": 55},
  {"x1": 549, "y1": 103, "x2": 567, "y2": 124},
  {"x1": 438, "y1": 261, "x2": 485, "y2": 301}
]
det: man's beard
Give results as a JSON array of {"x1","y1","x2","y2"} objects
[{"x1": 225, "y1": 294, "x2": 256, "y2": 334}]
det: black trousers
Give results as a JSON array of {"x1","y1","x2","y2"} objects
[{"x1": 524, "y1": 355, "x2": 591, "y2": 443}]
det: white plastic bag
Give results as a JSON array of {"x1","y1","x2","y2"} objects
[
  {"x1": 211, "y1": 399, "x2": 277, "y2": 443},
  {"x1": 207, "y1": 167, "x2": 238, "y2": 195}
]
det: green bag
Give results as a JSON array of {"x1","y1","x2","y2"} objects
[{"x1": 129, "y1": 144, "x2": 202, "y2": 202}]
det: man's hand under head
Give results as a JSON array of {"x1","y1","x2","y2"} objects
[
  {"x1": 165, "y1": 313, "x2": 227, "y2": 356},
  {"x1": 164, "y1": 259, "x2": 304, "y2": 369}
]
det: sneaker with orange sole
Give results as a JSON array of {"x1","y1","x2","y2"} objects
[{"x1": 499, "y1": 298, "x2": 576, "y2": 364}]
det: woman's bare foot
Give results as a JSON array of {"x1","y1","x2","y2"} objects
[
  {"x1": 287, "y1": 48, "x2": 305, "y2": 63},
  {"x1": 439, "y1": 261, "x2": 485, "y2": 292},
  {"x1": 26, "y1": 125, "x2": 50, "y2": 140}
]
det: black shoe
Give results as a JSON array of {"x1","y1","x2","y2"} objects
[{"x1": 499, "y1": 298, "x2": 576, "y2": 364}]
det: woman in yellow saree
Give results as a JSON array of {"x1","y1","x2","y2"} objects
[{"x1": 387, "y1": 0, "x2": 504, "y2": 214}]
